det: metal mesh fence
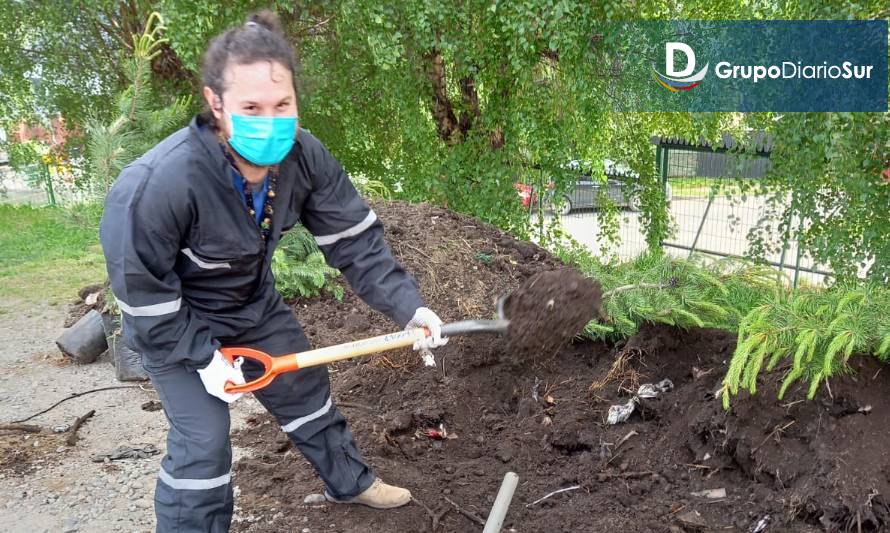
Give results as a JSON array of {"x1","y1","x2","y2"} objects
[
  {"x1": 0, "y1": 161, "x2": 88, "y2": 206},
  {"x1": 661, "y1": 148, "x2": 829, "y2": 286},
  {"x1": 532, "y1": 141, "x2": 833, "y2": 286}
]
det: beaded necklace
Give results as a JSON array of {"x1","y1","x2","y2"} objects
[{"x1": 218, "y1": 140, "x2": 278, "y2": 242}]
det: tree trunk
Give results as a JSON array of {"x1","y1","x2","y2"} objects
[
  {"x1": 425, "y1": 50, "x2": 460, "y2": 144},
  {"x1": 458, "y1": 76, "x2": 481, "y2": 134}
]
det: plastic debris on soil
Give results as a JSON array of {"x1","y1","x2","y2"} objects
[{"x1": 607, "y1": 378, "x2": 675, "y2": 424}]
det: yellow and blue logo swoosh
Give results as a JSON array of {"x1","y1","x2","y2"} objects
[{"x1": 652, "y1": 62, "x2": 709, "y2": 91}]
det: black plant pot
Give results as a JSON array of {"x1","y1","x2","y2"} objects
[{"x1": 56, "y1": 310, "x2": 107, "y2": 364}]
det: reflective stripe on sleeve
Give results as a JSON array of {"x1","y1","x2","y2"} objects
[{"x1": 313, "y1": 211, "x2": 377, "y2": 246}]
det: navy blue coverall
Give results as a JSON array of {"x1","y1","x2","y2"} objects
[{"x1": 99, "y1": 114, "x2": 424, "y2": 532}]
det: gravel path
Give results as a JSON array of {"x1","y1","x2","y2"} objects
[{"x1": 0, "y1": 298, "x2": 265, "y2": 532}]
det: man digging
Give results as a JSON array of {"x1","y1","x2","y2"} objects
[{"x1": 100, "y1": 11, "x2": 447, "y2": 532}]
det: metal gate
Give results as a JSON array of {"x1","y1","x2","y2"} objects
[{"x1": 654, "y1": 135, "x2": 832, "y2": 286}]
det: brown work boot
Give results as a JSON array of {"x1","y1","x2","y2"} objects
[{"x1": 324, "y1": 478, "x2": 412, "y2": 509}]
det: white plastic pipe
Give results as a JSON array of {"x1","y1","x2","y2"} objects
[{"x1": 482, "y1": 472, "x2": 519, "y2": 533}]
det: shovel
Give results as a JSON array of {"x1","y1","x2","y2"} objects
[{"x1": 220, "y1": 298, "x2": 511, "y2": 394}]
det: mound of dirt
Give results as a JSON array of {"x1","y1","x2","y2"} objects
[
  {"x1": 230, "y1": 201, "x2": 890, "y2": 533},
  {"x1": 289, "y1": 201, "x2": 567, "y2": 367}
]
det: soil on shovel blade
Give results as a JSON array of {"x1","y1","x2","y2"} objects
[
  {"x1": 230, "y1": 201, "x2": 890, "y2": 533},
  {"x1": 502, "y1": 268, "x2": 603, "y2": 362}
]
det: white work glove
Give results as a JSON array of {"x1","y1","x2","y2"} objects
[
  {"x1": 197, "y1": 350, "x2": 246, "y2": 403},
  {"x1": 405, "y1": 307, "x2": 448, "y2": 367}
]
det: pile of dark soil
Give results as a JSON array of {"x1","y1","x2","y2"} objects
[
  {"x1": 288, "y1": 201, "x2": 564, "y2": 367},
  {"x1": 231, "y1": 201, "x2": 890, "y2": 533}
]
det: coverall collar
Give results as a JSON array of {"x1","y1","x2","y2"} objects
[{"x1": 191, "y1": 115, "x2": 233, "y2": 182}]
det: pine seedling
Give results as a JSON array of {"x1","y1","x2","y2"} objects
[
  {"x1": 725, "y1": 283, "x2": 890, "y2": 406},
  {"x1": 85, "y1": 12, "x2": 191, "y2": 197}
]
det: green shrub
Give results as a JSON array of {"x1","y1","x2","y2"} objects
[
  {"x1": 554, "y1": 241, "x2": 890, "y2": 407},
  {"x1": 352, "y1": 177, "x2": 393, "y2": 200},
  {"x1": 553, "y1": 242, "x2": 776, "y2": 341},
  {"x1": 272, "y1": 226, "x2": 343, "y2": 301},
  {"x1": 83, "y1": 13, "x2": 191, "y2": 197}
]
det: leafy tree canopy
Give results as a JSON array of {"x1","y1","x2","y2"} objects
[{"x1": 1, "y1": 0, "x2": 887, "y2": 279}]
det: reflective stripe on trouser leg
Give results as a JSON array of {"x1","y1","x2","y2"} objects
[
  {"x1": 251, "y1": 365, "x2": 375, "y2": 500},
  {"x1": 158, "y1": 468, "x2": 231, "y2": 490},
  {"x1": 280, "y1": 395, "x2": 332, "y2": 433},
  {"x1": 147, "y1": 360, "x2": 234, "y2": 533},
  {"x1": 231, "y1": 297, "x2": 376, "y2": 500}
]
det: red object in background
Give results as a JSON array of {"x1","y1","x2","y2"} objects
[
  {"x1": 14, "y1": 115, "x2": 72, "y2": 147},
  {"x1": 513, "y1": 183, "x2": 534, "y2": 206},
  {"x1": 882, "y1": 167, "x2": 890, "y2": 183},
  {"x1": 513, "y1": 182, "x2": 555, "y2": 207}
]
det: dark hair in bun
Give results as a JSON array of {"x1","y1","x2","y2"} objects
[
  {"x1": 245, "y1": 10, "x2": 284, "y2": 34},
  {"x1": 200, "y1": 10, "x2": 297, "y2": 124}
]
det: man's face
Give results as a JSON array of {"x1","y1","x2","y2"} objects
[{"x1": 203, "y1": 60, "x2": 298, "y2": 139}]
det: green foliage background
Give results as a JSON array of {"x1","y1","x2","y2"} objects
[
  {"x1": 1, "y1": 0, "x2": 885, "y2": 270},
  {"x1": 83, "y1": 13, "x2": 192, "y2": 196},
  {"x1": 1, "y1": 0, "x2": 889, "y2": 402}
]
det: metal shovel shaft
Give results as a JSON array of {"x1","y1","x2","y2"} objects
[
  {"x1": 296, "y1": 319, "x2": 509, "y2": 369},
  {"x1": 441, "y1": 319, "x2": 509, "y2": 337}
]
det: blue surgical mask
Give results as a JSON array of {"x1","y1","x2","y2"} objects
[{"x1": 225, "y1": 110, "x2": 298, "y2": 166}]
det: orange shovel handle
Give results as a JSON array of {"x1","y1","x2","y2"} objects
[{"x1": 220, "y1": 327, "x2": 430, "y2": 394}]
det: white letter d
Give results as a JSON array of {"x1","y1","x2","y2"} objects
[{"x1": 666, "y1": 42, "x2": 696, "y2": 77}]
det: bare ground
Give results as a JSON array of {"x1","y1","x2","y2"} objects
[{"x1": 0, "y1": 297, "x2": 267, "y2": 533}]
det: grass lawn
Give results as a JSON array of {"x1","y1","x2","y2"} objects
[
  {"x1": 0, "y1": 203, "x2": 106, "y2": 304},
  {"x1": 669, "y1": 177, "x2": 744, "y2": 198}
]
